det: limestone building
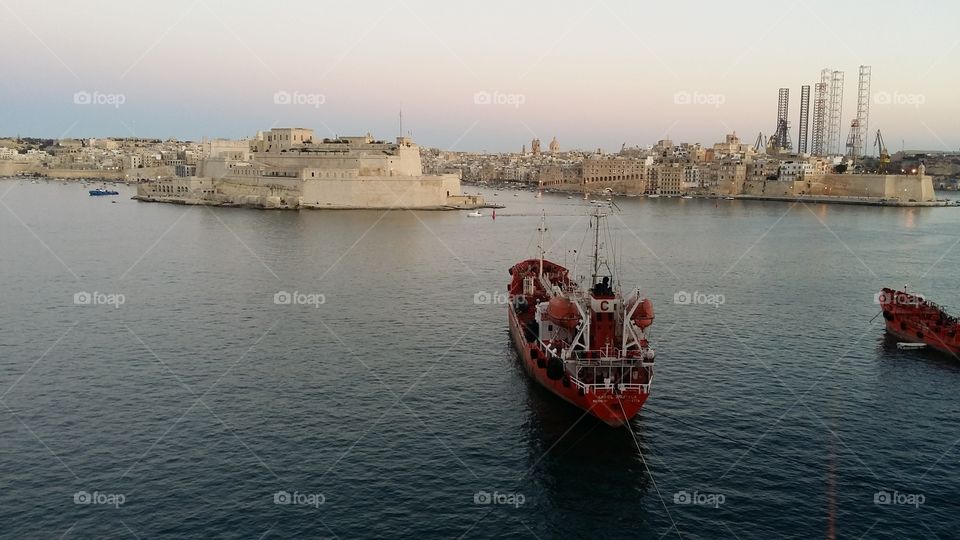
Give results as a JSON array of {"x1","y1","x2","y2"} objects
[
  {"x1": 136, "y1": 128, "x2": 485, "y2": 210},
  {"x1": 549, "y1": 137, "x2": 560, "y2": 153}
]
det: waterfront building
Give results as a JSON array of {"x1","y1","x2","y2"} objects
[
  {"x1": 716, "y1": 160, "x2": 747, "y2": 194},
  {"x1": 656, "y1": 162, "x2": 685, "y2": 195},
  {"x1": 136, "y1": 128, "x2": 485, "y2": 210},
  {"x1": 582, "y1": 155, "x2": 650, "y2": 186},
  {"x1": 778, "y1": 159, "x2": 815, "y2": 182},
  {"x1": 540, "y1": 164, "x2": 582, "y2": 185}
]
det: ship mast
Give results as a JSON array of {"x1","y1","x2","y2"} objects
[
  {"x1": 591, "y1": 207, "x2": 601, "y2": 286},
  {"x1": 538, "y1": 210, "x2": 547, "y2": 278}
]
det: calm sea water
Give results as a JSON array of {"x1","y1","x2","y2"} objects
[{"x1": 2, "y1": 180, "x2": 960, "y2": 539}]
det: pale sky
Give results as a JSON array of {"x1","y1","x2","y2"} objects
[{"x1": 1, "y1": 0, "x2": 957, "y2": 153}]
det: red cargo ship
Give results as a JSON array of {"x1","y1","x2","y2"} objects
[
  {"x1": 878, "y1": 287, "x2": 960, "y2": 355},
  {"x1": 507, "y1": 209, "x2": 656, "y2": 427}
]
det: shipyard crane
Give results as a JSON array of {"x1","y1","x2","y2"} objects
[
  {"x1": 753, "y1": 132, "x2": 767, "y2": 154},
  {"x1": 874, "y1": 129, "x2": 890, "y2": 173}
]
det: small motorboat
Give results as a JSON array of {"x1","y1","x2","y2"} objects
[
  {"x1": 89, "y1": 188, "x2": 120, "y2": 196},
  {"x1": 681, "y1": 195, "x2": 693, "y2": 199},
  {"x1": 724, "y1": 196, "x2": 735, "y2": 200},
  {"x1": 647, "y1": 194, "x2": 660, "y2": 199},
  {"x1": 466, "y1": 211, "x2": 483, "y2": 218},
  {"x1": 897, "y1": 342, "x2": 927, "y2": 350},
  {"x1": 567, "y1": 196, "x2": 573, "y2": 200}
]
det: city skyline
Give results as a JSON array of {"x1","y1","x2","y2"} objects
[{"x1": 1, "y1": 0, "x2": 957, "y2": 153}]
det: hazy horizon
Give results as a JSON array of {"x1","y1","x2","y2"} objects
[{"x1": 1, "y1": 0, "x2": 957, "y2": 153}]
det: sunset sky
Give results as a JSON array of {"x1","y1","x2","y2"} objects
[{"x1": 1, "y1": 0, "x2": 957, "y2": 153}]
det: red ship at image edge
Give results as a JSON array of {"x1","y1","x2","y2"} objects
[{"x1": 879, "y1": 287, "x2": 960, "y2": 356}]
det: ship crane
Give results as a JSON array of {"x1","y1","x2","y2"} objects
[{"x1": 874, "y1": 129, "x2": 890, "y2": 173}]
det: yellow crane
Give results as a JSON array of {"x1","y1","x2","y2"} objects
[{"x1": 874, "y1": 129, "x2": 891, "y2": 173}]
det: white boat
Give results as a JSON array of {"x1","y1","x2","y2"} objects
[
  {"x1": 681, "y1": 195, "x2": 693, "y2": 199},
  {"x1": 466, "y1": 211, "x2": 483, "y2": 218},
  {"x1": 724, "y1": 196, "x2": 735, "y2": 200},
  {"x1": 647, "y1": 194, "x2": 660, "y2": 199},
  {"x1": 897, "y1": 342, "x2": 927, "y2": 350},
  {"x1": 567, "y1": 196, "x2": 573, "y2": 199}
]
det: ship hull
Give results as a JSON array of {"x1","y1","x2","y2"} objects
[
  {"x1": 508, "y1": 307, "x2": 647, "y2": 427},
  {"x1": 883, "y1": 321, "x2": 960, "y2": 356}
]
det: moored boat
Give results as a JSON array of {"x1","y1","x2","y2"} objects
[
  {"x1": 507, "y1": 209, "x2": 656, "y2": 427},
  {"x1": 878, "y1": 287, "x2": 960, "y2": 356}
]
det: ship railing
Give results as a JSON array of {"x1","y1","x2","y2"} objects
[
  {"x1": 568, "y1": 377, "x2": 650, "y2": 395},
  {"x1": 570, "y1": 350, "x2": 648, "y2": 364},
  {"x1": 569, "y1": 358, "x2": 640, "y2": 368},
  {"x1": 568, "y1": 361, "x2": 651, "y2": 394}
]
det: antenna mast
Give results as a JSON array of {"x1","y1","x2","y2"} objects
[
  {"x1": 592, "y1": 207, "x2": 601, "y2": 286},
  {"x1": 538, "y1": 211, "x2": 546, "y2": 278}
]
